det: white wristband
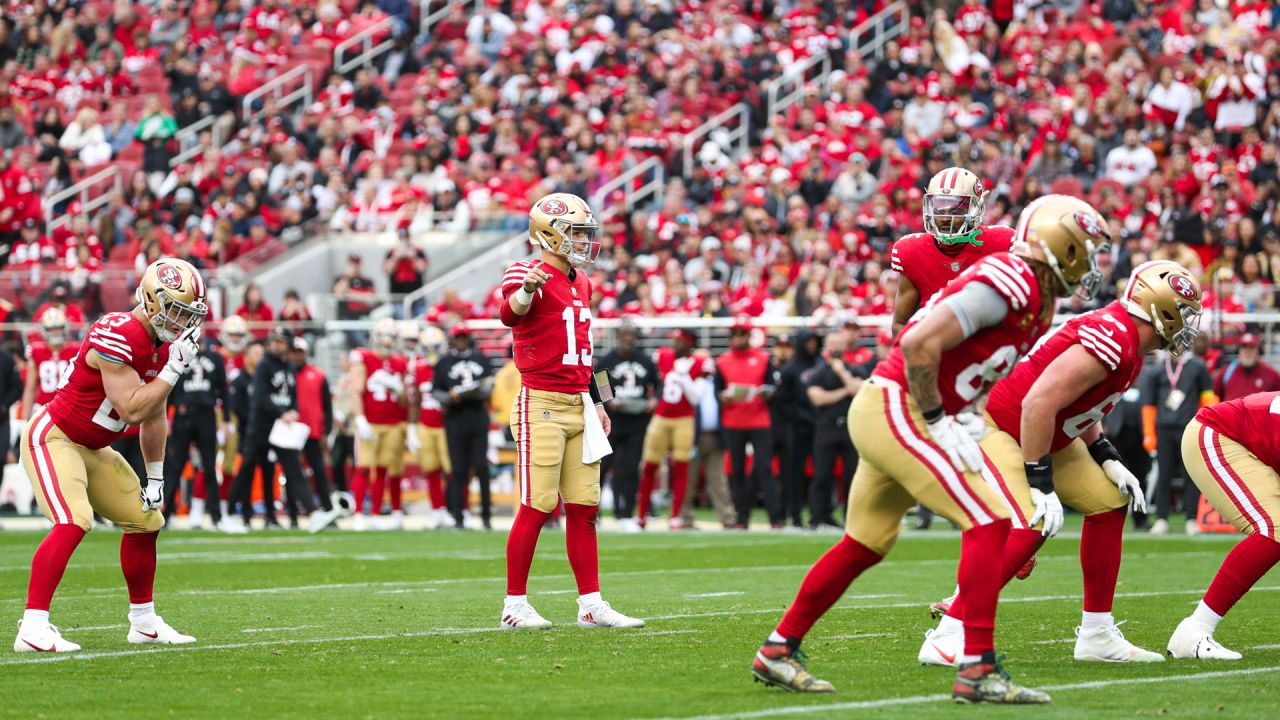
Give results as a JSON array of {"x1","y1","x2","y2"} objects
[
  {"x1": 514, "y1": 287, "x2": 534, "y2": 305},
  {"x1": 157, "y1": 366, "x2": 181, "y2": 387},
  {"x1": 145, "y1": 461, "x2": 163, "y2": 479}
]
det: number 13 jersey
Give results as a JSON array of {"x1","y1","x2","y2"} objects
[
  {"x1": 872, "y1": 253, "x2": 1050, "y2": 414},
  {"x1": 500, "y1": 260, "x2": 593, "y2": 394},
  {"x1": 46, "y1": 312, "x2": 170, "y2": 449}
]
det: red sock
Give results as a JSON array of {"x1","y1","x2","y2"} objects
[
  {"x1": 26, "y1": 525, "x2": 86, "y2": 611},
  {"x1": 776, "y1": 535, "x2": 883, "y2": 640},
  {"x1": 426, "y1": 471, "x2": 446, "y2": 510},
  {"x1": 506, "y1": 505, "x2": 551, "y2": 595},
  {"x1": 351, "y1": 468, "x2": 369, "y2": 513},
  {"x1": 1081, "y1": 508, "x2": 1127, "y2": 613},
  {"x1": 220, "y1": 468, "x2": 233, "y2": 500},
  {"x1": 370, "y1": 467, "x2": 387, "y2": 516},
  {"x1": 948, "y1": 526, "x2": 1041, "y2": 622},
  {"x1": 956, "y1": 519, "x2": 1012, "y2": 657},
  {"x1": 1203, "y1": 533, "x2": 1280, "y2": 616},
  {"x1": 638, "y1": 462, "x2": 657, "y2": 521},
  {"x1": 565, "y1": 503, "x2": 601, "y2": 595},
  {"x1": 120, "y1": 531, "x2": 158, "y2": 605},
  {"x1": 669, "y1": 461, "x2": 689, "y2": 519},
  {"x1": 388, "y1": 475, "x2": 403, "y2": 512}
]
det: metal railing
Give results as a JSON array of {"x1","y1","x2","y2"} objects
[
  {"x1": 680, "y1": 103, "x2": 751, "y2": 178},
  {"x1": 400, "y1": 232, "x2": 531, "y2": 317},
  {"x1": 591, "y1": 156, "x2": 665, "y2": 221},
  {"x1": 335, "y1": 17, "x2": 395, "y2": 75},
  {"x1": 44, "y1": 166, "x2": 123, "y2": 235},
  {"x1": 420, "y1": 0, "x2": 482, "y2": 36},
  {"x1": 169, "y1": 116, "x2": 224, "y2": 169},
  {"x1": 242, "y1": 65, "x2": 314, "y2": 124},
  {"x1": 849, "y1": 2, "x2": 909, "y2": 61},
  {"x1": 763, "y1": 52, "x2": 833, "y2": 130}
]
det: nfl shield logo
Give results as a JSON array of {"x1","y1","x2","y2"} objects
[
  {"x1": 571, "y1": 287, "x2": 578, "y2": 296},
  {"x1": 950, "y1": 262, "x2": 961, "y2": 272},
  {"x1": 543, "y1": 410, "x2": 552, "y2": 420}
]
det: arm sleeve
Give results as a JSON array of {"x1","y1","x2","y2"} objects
[{"x1": 940, "y1": 282, "x2": 1010, "y2": 339}]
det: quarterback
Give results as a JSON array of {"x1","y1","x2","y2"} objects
[
  {"x1": 752, "y1": 195, "x2": 1109, "y2": 704},
  {"x1": 919, "y1": 261, "x2": 1203, "y2": 667},
  {"x1": 15, "y1": 259, "x2": 205, "y2": 653},
  {"x1": 499, "y1": 193, "x2": 642, "y2": 630}
]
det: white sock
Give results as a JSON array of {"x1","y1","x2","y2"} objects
[
  {"x1": 960, "y1": 654, "x2": 983, "y2": 664},
  {"x1": 22, "y1": 609, "x2": 50, "y2": 627},
  {"x1": 129, "y1": 602, "x2": 156, "y2": 623},
  {"x1": 1081, "y1": 611, "x2": 1114, "y2": 631},
  {"x1": 768, "y1": 630, "x2": 788, "y2": 644},
  {"x1": 938, "y1": 615, "x2": 964, "y2": 635},
  {"x1": 505, "y1": 594, "x2": 527, "y2": 605},
  {"x1": 578, "y1": 591, "x2": 602, "y2": 607},
  {"x1": 1192, "y1": 600, "x2": 1223, "y2": 631}
]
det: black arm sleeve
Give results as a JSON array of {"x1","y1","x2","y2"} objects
[{"x1": 321, "y1": 376, "x2": 333, "y2": 437}]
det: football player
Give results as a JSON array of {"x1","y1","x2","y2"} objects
[
  {"x1": 638, "y1": 329, "x2": 713, "y2": 529},
  {"x1": 21, "y1": 307, "x2": 81, "y2": 421},
  {"x1": 499, "y1": 192, "x2": 643, "y2": 630},
  {"x1": 407, "y1": 325, "x2": 452, "y2": 529},
  {"x1": 918, "y1": 261, "x2": 1203, "y2": 667},
  {"x1": 751, "y1": 195, "x2": 1108, "y2": 704},
  {"x1": 1168, "y1": 390, "x2": 1280, "y2": 660},
  {"x1": 217, "y1": 315, "x2": 250, "y2": 503},
  {"x1": 14, "y1": 259, "x2": 205, "y2": 653},
  {"x1": 349, "y1": 317, "x2": 410, "y2": 531},
  {"x1": 891, "y1": 167, "x2": 1014, "y2": 335},
  {"x1": 397, "y1": 319, "x2": 420, "y2": 359}
]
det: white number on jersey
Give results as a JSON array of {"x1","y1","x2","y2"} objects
[
  {"x1": 1062, "y1": 391, "x2": 1123, "y2": 439},
  {"x1": 560, "y1": 307, "x2": 593, "y2": 367},
  {"x1": 367, "y1": 368, "x2": 402, "y2": 403},
  {"x1": 1270, "y1": 396, "x2": 1280, "y2": 415},
  {"x1": 92, "y1": 397, "x2": 127, "y2": 432},
  {"x1": 38, "y1": 360, "x2": 67, "y2": 393},
  {"x1": 954, "y1": 345, "x2": 1020, "y2": 403}
]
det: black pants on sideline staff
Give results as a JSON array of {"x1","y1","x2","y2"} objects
[
  {"x1": 811, "y1": 425, "x2": 857, "y2": 527},
  {"x1": 302, "y1": 437, "x2": 334, "y2": 511},
  {"x1": 229, "y1": 437, "x2": 279, "y2": 522},
  {"x1": 330, "y1": 433, "x2": 353, "y2": 494},
  {"x1": 1155, "y1": 427, "x2": 1198, "y2": 521},
  {"x1": 725, "y1": 427, "x2": 780, "y2": 526},
  {"x1": 779, "y1": 423, "x2": 814, "y2": 527},
  {"x1": 605, "y1": 416, "x2": 648, "y2": 520},
  {"x1": 163, "y1": 410, "x2": 221, "y2": 523},
  {"x1": 446, "y1": 414, "x2": 490, "y2": 526}
]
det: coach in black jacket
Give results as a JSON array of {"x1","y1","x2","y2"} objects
[
  {"x1": 0, "y1": 344, "x2": 23, "y2": 462},
  {"x1": 434, "y1": 326, "x2": 494, "y2": 529},
  {"x1": 163, "y1": 342, "x2": 229, "y2": 525}
]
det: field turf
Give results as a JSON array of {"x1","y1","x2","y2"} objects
[{"x1": 1, "y1": 518, "x2": 1278, "y2": 719}]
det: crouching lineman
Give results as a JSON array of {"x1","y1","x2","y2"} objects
[
  {"x1": 499, "y1": 193, "x2": 643, "y2": 630},
  {"x1": 918, "y1": 260, "x2": 1203, "y2": 667},
  {"x1": 1168, "y1": 390, "x2": 1280, "y2": 660},
  {"x1": 15, "y1": 259, "x2": 205, "y2": 652},
  {"x1": 751, "y1": 195, "x2": 1108, "y2": 703}
]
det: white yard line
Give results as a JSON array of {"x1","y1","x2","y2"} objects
[
  {"x1": 636, "y1": 630, "x2": 703, "y2": 637},
  {"x1": 241, "y1": 625, "x2": 319, "y2": 633},
  {"x1": 825, "y1": 633, "x2": 894, "y2": 640},
  {"x1": 373, "y1": 588, "x2": 439, "y2": 595},
  {"x1": 1247, "y1": 643, "x2": 1280, "y2": 650},
  {"x1": 687, "y1": 592, "x2": 746, "y2": 598},
  {"x1": 1031, "y1": 638, "x2": 1076, "y2": 645},
  {"x1": 65, "y1": 624, "x2": 127, "y2": 631}
]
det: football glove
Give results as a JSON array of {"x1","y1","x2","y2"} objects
[
  {"x1": 1029, "y1": 488, "x2": 1064, "y2": 538},
  {"x1": 1089, "y1": 436, "x2": 1146, "y2": 513},
  {"x1": 158, "y1": 326, "x2": 201, "y2": 386},
  {"x1": 954, "y1": 411, "x2": 989, "y2": 442},
  {"x1": 925, "y1": 414, "x2": 985, "y2": 474},
  {"x1": 354, "y1": 415, "x2": 374, "y2": 441},
  {"x1": 141, "y1": 478, "x2": 164, "y2": 512}
]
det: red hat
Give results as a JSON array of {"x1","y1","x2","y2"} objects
[
  {"x1": 450, "y1": 323, "x2": 472, "y2": 338},
  {"x1": 1241, "y1": 333, "x2": 1259, "y2": 347},
  {"x1": 670, "y1": 329, "x2": 696, "y2": 344},
  {"x1": 731, "y1": 315, "x2": 753, "y2": 333}
]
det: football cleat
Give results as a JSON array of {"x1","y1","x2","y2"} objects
[
  {"x1": 14, "y1": 621, "x2": 81, "y2": 653},
  {"x1": 500, "y1": 601, "x2": 552, "y2": 630},
  {"x1": 127, "y1": 616, "x2": 196, "y2": 645},
  {"x1": 1074, "y1": 622, "x2": 1164, "y2": 663},
  {"x1": 918, "y1": 625, "x2": 963, "y2": 667},
  {"x1": 352, "y1": 514, "x2": 369, "y2": 532},
  {"x1": 307, "y1": 508, "x2": 341, "y2": 535},
  {"x1": 617, "y1": 518, "x2": 643, "y2": 533},
  {"x1": 952, "y1": 653, "x2": 1050, "y2": 704},
  {"x1": 216, "y1": 517, "x2": 249, "y2": 535},
  {"x1": 1185, "y1": 520, "x2": 1200, "y2": 536},
  {"x1": 1149, "y1": 518, "x2": 1169, "y2": 535},
  {"x1": 1015, "y1": 554, "x2": 1038, "y2": 580},
  {"x1": 1167, "y1": 617, "x2": 1242, "y2": 660},
  {"x1": 668, "y1": 517, "x2": 686, "y2": 531},
  {"x1": 751, "y1": 641, "x2": 835, "y2": 693},
  {"x1": 374, "y1": 511, "x2": 404, "y2": 531},
  {"x1": 928, "y1": 591, "x2": 957, "y2": 620},
  {"x1": 577, "y1": 600, "x2": 644, "y2": 629}
]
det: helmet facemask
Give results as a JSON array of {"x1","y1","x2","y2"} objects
[
  {"x1": 1039, "y1": 236, "x2": 1107, "y2": 300},
  {"x1": 143, "y1": 287, "x2": 207, "y2": 343},
  {"x1": 540, "y1": 216, "x2": 601, "y2": 267},
  {"x1": 1163, "y1": 303, "x2": 1202, "y2": 356},
  {"x1": 924, "y1": 193, "x2": 984, "y2": 243}
]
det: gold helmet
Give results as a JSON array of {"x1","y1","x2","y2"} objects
[
  {"x1": 529, "y1": 192, "x2": 600, "y2": 267},
  {"x1": 220, "y1": 315, "x2": 249, "y2": 353},
  {"x1": 1012, "y1": 194, "x2": 1110, "y2": 299},
  {"x1": 371, "y1": 317, "x2": 398, "y2": 352},
  {"x1": 924, "y1": 167, "x2": 989, "y2": 243},
  {"x1": 136, "y1": 258, "x2": 208, "y2": 343},
  {"x1": 1121, "y1": 260, "x2": 1203, "y2": 355},
  {"x1": 418, "y1": 325, "x2": 446, "y2": 357},
  {"x1": 397, "y1": 319, "x2": 419, "y2": 354},
  {"x1": 40, "y1": 307, "x2": 68, "y2": 348}
]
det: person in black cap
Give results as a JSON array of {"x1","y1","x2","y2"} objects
[{"x1": 433, "y1": 324, "x2": 494, "y2": 529}]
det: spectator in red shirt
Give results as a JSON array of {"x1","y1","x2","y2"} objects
[
  {"x1": 1215, "y1": 333, "x2": 1280, "y2": 401},
  {"x1": 384, "y1": 227, "x2": 429, "y2": 302},
  {"x1": 34, "y1": 285, "x2": 85, "y2": 327},
  {"x1": 278, "y1": 289, "x2": 313, "y2": 325},
  {"x1": 236, "y1": 282, "x2": 275, "y2": 339}
]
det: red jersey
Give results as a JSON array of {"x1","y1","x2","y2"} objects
[
  {"x1": 1197, "y1": 391, "x2": 1280, "y2": 473},
  {"x1": 890, "y1": 226, "x2": 1015, "y2": 310},
  {"x1": 499, "y1": 260, "x2": 593, "y2": 394},
  {"x1": 223, "y1": 351, "x2": 246, "y2": 382},
  {"x1": 294, "y1": 363, "x2": 327, "y2": 440},
  {"x1": 350, "y1": 348, "x2": 408, "y2": 425},
  {"x1": 410, "y1": 358, "x2": 445, "y2": 428},
  {"x1": 716, "y1": 348, "x2": 772, "y2": 430},
  {"x1": 987, "y1": 301, "x2": 1143, "y2": 453},
  {"x1": 655, "y1": 347, "x2": 715, "y2": 419},
  {"x1": 27, "y1": 340, "x2": 82, "y2": 407},
  {"x1": 45, "y1": 312, "x2": 170, "y2": 450},
  {"x1": 874, "y1": 253, "x2": 1050, "y2": 415}
]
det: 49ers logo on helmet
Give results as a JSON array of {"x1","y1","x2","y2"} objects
[
  {"x1": 1074, "y1": 211, "x2": 1106, "y2": 239},
  {"x1": 540, "y1": 199, "x2": 568, "y2": 216},
  {"x1": 1169, "y1": 274, "x2": 1198, "y2": 300},
  {"x1": 156, "y1": 264, "x2": 183, "y2": 290},
  {"x1": 973, "y1": 178, "x2": 986, "y2": 196}
]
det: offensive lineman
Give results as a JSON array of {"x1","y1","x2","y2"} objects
[
  {"x1": 918, "y1": 261, "x2": 1203, "y2": 666},
  {"x1": 14, "y1": 259, "x2": 205, "y2": 653},
  {"x1": 499, "y1": 193, "x2": 643, "y2": 630},
  {"x1": 751, "y1": 195, "x2": 1109, "y2": 703}
]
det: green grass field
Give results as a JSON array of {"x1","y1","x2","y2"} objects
[{"x1": 1, "y1": 519, "x2": 1278, "y2": 719}]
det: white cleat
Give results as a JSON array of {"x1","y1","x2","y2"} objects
[
  {"x1": 1167, "y1": 617, "x2": 1242, "y2": 660},
  {"x1": 216, "y1": 517, "x2": 249, "y2": 535},
  {"x1": 500, "y1": 601, "x2": 552, "y2": 630},
  {"x1": 1074, "y1": 623, "x2": 1164, "y2": 663},
  {"x1": 577, "y1": 600, "x2": 644, "y2": 629},
  {"x1": 1185, "y1": 520, "x2": 1201, "y2": 536},
  {"x1": 14, "y1": 621, "x2": 81, "y2": 653},
  {"x1": 917, "y1": 624, "x2": 962, "y2": 667},
  {"x1": 127, "y1": 616, "x2": 196, "y2": 645},
  {"x1": 307, "y1": 508, "x2": 341, "y2": 534},
  {"x1": 617, "y1": 518, "x2": 643, "y2": 533},
  {"x1": 1149, "y1": 519, "x2": 1169, "y2": 535},
  {"x1": 352, "y1": 514, "x2": 369, "y2": 532},
  {"x1": 381, "y1": 510, "x2": 404, "y2": 530}
]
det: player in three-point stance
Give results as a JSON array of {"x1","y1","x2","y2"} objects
[
  {"x1": 751, "y1": 195, "x2": 1109, "y2": 704},
  {"x1": 498, "y1": 193, "x2": 643, "y2": 630},
  {"x1": 14, "y1": 259, "x2": 206, "y2": 653}
]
